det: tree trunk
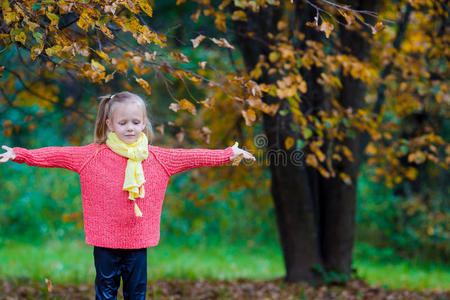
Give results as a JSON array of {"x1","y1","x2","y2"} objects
[{"x1": 231, "y1": 0, "x2": 379, "y2": 283}]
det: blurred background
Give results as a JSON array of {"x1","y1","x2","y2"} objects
[{"x1": 0, "y1": 0, "x2": 448, "y2": 292}]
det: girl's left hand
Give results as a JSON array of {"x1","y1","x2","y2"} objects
[{"x1": 230, "y1": 141, "x2": 256, "y2": 162}]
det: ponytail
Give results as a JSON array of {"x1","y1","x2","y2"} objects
[{"x1": 94, "y1": 94, "x2": 114, "y2": 144}]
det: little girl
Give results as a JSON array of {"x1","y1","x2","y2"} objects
[{"x1": 0, "y1": 91, "x2": 255, "y2": 300}]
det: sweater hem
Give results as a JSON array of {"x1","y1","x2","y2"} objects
[{"x1": 85, "y1": 238, "x2": 159, "y2": 249}]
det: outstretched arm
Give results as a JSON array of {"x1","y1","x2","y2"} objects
[
  {"x1": 1, "y1": 144, "x2": 93, "y2": 173},
  {"x1": 150, "y1": 141, "x2": 255, "y2": 177}
]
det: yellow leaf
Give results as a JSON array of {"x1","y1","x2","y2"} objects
[
  {"x1": 95, "y1": 50, "x2": 110, "y2": 62},
  {"x1": 318, "y1": 166, "x2": 330, "y2": 178},
  {"x1": 100, "y1": 25, "x2": 114, "y2": 39},
  {"x1": 138, "y1": 0, "x2": 153, "y2": 17},
  {"x1": 340, "y1": 172, "x2": 352, "y2": 185},
  {"x1": 338, "y1": 9, "x2": 354, "y2": 26},
  {"x1": 91, "y1": 59, "x2": 105, "y2": 72},
  {"x1": 269, "y1": 52, "x2": 280, "y2": 63},
  {"x1": 77, "y1": 11, "x2": 92, "y2": 31},
  {"x1": 46, "y1": 12, "x2": 59, "y2": 27},
  {"x1": 199, "y1": 97, "x2": 213, "y2": 108},
  {"x1": 341, "y1": 145, "x2": 354, "y2": 162},
  {"x1": 134, "y1": 77, "x2": 151, "y2": 95},
  {"x1": 219, "y1": 0, "x2": 232, "y2": 10},
  {"x1": 365, "y1": 142, "x2": 377, "y2": 155},
  {"x1": 45, "y1": 45, "x2": 62, "y2": 56},
  {"x1": 4, "y1": 12, "x2": 18, "y2": 25},
  {"x1": 313, "y1": 147, "x2": 325, "y2": 162},
  {"x1": 250, "y1": 66, "x2": 262, "y2": 79},
  {"x1": 14, "y1": 31, "x2": 26, "y2": 45},
  {"x1": 26, "y1": 20, "x2": 40, "y2": 32},
  {"x1": 30, "y1": 44, "x2": 44, "y2": 60},
  {"x1": 299, "y1": 80, "x2": 307, "y2": 93},
  {"x1": 178, "y1": 99, "x2": 197, "y2": 115},
  {"x1": 306, "y1": 154, "x2": 318, "y2": 168},
  {"x1": 405, "y1": 167, "x2": 419, "y2": 180},
  {"x1": 231, "y1": 10, "x2": 247, "y2": 21}
]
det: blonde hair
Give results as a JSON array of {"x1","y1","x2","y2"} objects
[{"x1": 94, "y1": 91, "x2": 154, "y2": 145}]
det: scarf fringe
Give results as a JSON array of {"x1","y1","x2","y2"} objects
[{"x1": 134, "y1": 202, "x2": 143, "y2": 217}]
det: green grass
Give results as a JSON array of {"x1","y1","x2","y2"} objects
[{"x1": 0, "y1": 238, "x2": 448, "y2": 291}]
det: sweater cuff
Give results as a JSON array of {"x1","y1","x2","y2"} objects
[
  {"x1": 11, "y1": 147, "x2": 26, "y2": 163},
  {"x1": 225, "y1": 146, "x2": 234, "y2": 162}
]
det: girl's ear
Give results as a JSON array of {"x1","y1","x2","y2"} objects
[{"x1": 106, "y1": 118, "x2": 113, "y2": 132}]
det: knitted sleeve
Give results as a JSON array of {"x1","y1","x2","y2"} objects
[
  {"x1": 11, "y1": 143, "x2": 95, "y2": 173},
  {"x1": 150, "y1": 146, "x2": 234, "y2": 177}
]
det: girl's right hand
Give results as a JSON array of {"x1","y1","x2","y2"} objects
[{"x1": 0, "y1": 145, "x2": 16, "y2": 163}]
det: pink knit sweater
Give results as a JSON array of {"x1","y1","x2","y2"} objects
[{"x1": 12, "y1": 143, "x2": 234, "y2": 249}]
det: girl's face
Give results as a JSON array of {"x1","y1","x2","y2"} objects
[{"x1": 106, "y1": 101, "x2": 147, "y2": 144}]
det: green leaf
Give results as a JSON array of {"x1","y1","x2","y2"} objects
[
  {"x1": 279, "y1": 109, "x2": 289, "y2": 116},
  {"x1": 348, "y1": 129, "x2": 356, "y2": 138},
  {"x1": 296, "y1": 139, "x2": 305, "y2": 150},
  {"x1": 303, "y1": 128, "x2": 312, "y2": 139}
]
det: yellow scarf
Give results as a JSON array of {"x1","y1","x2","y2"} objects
[{"x1": 106, "y1": 131, "x2": 148, "y2": 217}]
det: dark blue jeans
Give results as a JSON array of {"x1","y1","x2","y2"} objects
[{"x1": 93, "y1": 246, "x2": 147, "y2": 300}]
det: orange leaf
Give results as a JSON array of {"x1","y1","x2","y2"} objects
[
  {"x1": 371, "y1": 22, "x2": 385, "y2": 34},
  {"x1": 178, "y1": 99, "x2": 197, "y2": 115},
  {"x1": 241, "y1": 108, "x2": 256, "y2": 126},
  {"x1": 285, "y1": 137, "x2": 295, "y2": 150},
  {"x1": 214, "y1": 12, "x2": 227, "y2": 32},
  {"x1": 306, "y1": 154, "x2": 318, "y2": 168},
  {"x1": 320, "y1": 21, "x2": 334, "y2": 38},
  {"x1": 231, "y1": 10, "x2": 247, "y2": 21}
]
